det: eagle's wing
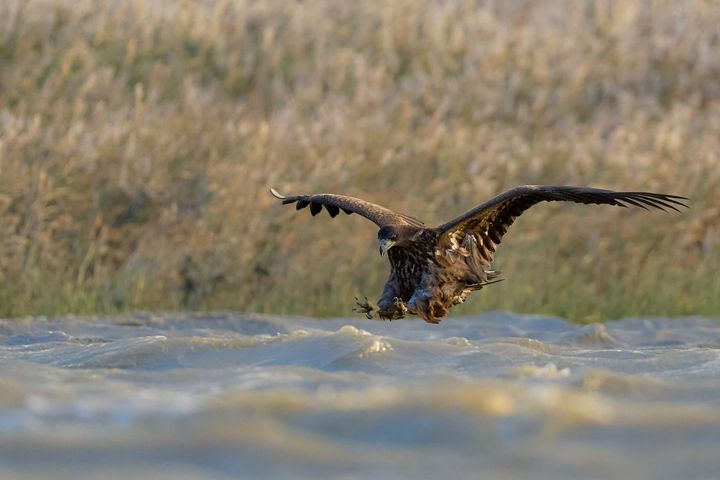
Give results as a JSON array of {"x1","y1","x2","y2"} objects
[
  {"x1": 437, "y1": 185, "x2": 687, "y2": 263},
  {"x1": 270, "y1": 188, "x2": 424, "y2": 228}
]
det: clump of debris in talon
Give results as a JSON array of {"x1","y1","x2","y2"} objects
[
  {"x1": 393, "y1": 297, "x2": 408, "y2": 318},
  {"x1": 353, "y1": 296, "x2": 375, "y2": 319}
]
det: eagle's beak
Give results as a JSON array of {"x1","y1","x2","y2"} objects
[{"x1": 379, "y1": 239, "x2": 396, "y2": 256}]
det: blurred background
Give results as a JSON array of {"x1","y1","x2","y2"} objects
[{"x1": 0, "y1": 0, "x2": 718, "y2": 320}]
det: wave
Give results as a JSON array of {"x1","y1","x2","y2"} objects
[{"x1": 1, "y1": 312, "x2": 719, "y2": 479}]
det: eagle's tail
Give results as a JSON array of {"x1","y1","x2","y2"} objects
[{"x1": 466, "y1": 274, "x2": 504, "y2": 291}]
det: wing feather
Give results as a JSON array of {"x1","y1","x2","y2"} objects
[
  {"x1": 438, "y1": 185, "x2": 688, "y2": 264},
  {"x1": 270, "y1": 188, "x2": 424, "y2": 228}
]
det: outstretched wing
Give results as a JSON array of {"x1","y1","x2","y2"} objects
[
  {"x1": 437, "y1": 185, "x2": 688, "y2": 263},
  {"x1": 270, "y1": 188, "x2": 424, "y2": 228}
]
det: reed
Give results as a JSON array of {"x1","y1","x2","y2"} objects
[{"x1": 1, "y1": 0, "x2": 718, "y2": 320}]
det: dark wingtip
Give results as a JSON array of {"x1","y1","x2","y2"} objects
[
  {"x1": 634, "y1": 192, "x2": 690, "y2": 212},
  {"x1": 269, "y1": 188, "x2": 285, "y2": 200}
]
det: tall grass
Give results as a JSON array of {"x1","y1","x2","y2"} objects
[{"x1": 0, "y1": 0, "x2": 718, "y2": 321}]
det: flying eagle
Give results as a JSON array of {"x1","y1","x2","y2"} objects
[{"x1": 270, "y1": 186, "x2": 687, "y2": 323}]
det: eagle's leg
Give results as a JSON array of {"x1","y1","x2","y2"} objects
[
  {"x1": 374, "y1": 280, "x2": 412, "y2": 320},
  {"x1": 407, "y1": 289, "x2": 446, "y2": 324},
  {"x1": 377, "y1": 297, "x2": 408, "y2": 320},
  {"x1": 353, "y1": 296, "x2": 407, "y2": 320}
]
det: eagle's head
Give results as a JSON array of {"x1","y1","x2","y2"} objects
[{"x1": 377, "y1": 225, "x2": 420, "y2": 256}]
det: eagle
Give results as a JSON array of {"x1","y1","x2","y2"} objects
[{"x1": 270, "y1": 185, "x2": 687, "y2": 323}]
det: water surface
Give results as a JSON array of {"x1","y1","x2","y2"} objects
[{"x1": 1, "y1": 312, "x2": 719, "y2": 479}]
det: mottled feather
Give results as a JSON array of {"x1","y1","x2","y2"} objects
[
  {"x1": 270, "y1": 188, "x2": 424, "y2": 227},
  {"x1": 438, "y1": 185, "x2": 688, "y2": 265}
]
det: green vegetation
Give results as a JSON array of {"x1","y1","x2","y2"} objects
[{"x1": 0, "y1": 0, "x2": 718, "y2": 321}]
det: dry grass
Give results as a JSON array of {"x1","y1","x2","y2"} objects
[{"x1": 1, "y1": 0, "x2": 719, "y2": 321}]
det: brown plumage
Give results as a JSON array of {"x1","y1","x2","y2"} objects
[{"x1": 270, "y1": 186, "x2": 688, "y2": 324}]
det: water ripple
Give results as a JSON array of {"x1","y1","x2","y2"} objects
[{"x1": 0, "y1": 312, "x2": 719, "y2": 479}]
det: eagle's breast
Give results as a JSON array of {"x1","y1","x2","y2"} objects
[{"x1": 387, "y1": 230, "x2": 438, "y2": 297}]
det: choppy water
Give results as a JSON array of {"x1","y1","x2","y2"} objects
[{"x1": 0, "y1": 312, "x2": 719, "y2": 479}]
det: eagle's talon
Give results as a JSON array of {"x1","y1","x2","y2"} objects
[{"x1": 353, "y1": 296, "x2": 376, "y2": 319}]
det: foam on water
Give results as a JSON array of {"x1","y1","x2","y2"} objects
[{"x1": 0, "y1": 312, "x2": 719, "y2": 479}]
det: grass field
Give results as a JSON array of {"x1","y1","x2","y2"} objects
[{"x1": 1, "y1": 0, "x2": 718, "y2": 321}]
